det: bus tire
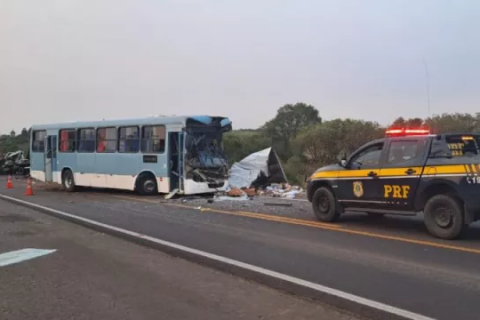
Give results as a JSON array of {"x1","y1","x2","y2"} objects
[
  {"x1": 62, "y1": 170, "x2": 77, "y2": 192},
  {"x1": 423, "y1": 194, "x2": 466, "y2": 240},
  {"x1": 312, "y1": 187, "x2": 340, "y2": 222},
  {"x1": 136, "y1": 173, "x2": 158, "y2": 196}
]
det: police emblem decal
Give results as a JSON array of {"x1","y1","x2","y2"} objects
[{"x1": 353, "y1": 181, "x2": 363, "y2": 198}]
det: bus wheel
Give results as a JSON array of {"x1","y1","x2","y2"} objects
[
  {"x1": 136, "y1": 174, "x2": 158, "y2": 196},
  {"x1": 424, "y1": 194, "x2": 466, "y2": 240},
  {"x1": 312, "y1": 187, "x2": 340, "y2": 222},
  {"x1": 62, "y1": 170, "x2": 77, "y2": 192}
]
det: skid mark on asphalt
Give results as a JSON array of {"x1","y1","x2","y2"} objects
[{"x1": 113, "y1": 195, "x2": 480, "y2": 255}]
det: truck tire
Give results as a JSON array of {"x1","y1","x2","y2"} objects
[
  {"x1": 312, "y1": 187, "x2": 340, "y2": 222},
  {"x1": 424, "y1": 194, "x2": 466, "y2": 240},
  {"x1": 62, "y1": 170, "x2": 77, "y2": 192}
]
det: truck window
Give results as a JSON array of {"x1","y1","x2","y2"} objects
[
  {"x1": 386, "y1": 140, "x2": 426, "y2": 165},
  {"x1": 350, "y1": 143, "x2": 384, "y2": 168},
  {"x1": 445, "y1": 135, "x2": 480, "y2": 156}
]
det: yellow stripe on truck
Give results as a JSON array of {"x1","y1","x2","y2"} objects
[
  {"x1": 433, "y1": 164, "x2": 469, "y2": 174},
  {"x1": 378, "y1": 167, "x2": 423, "y2": 177},
  {"x1": 312, "y1": 169, "x2": 377, "y2": 179},
  {"x1": 311, "y1": 164, "x2": 471, "y2": 180}
]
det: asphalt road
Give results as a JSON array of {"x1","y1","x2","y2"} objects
[
  {"x1": 3, "y1": 178, "x2": 480, "y2": 319},
  {"x1": 0, "y1": 198, "x2": 359, "y2": 320}
]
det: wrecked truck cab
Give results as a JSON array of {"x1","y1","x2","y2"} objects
[{"x1": 183, "y1": 116, "x2": 232, "y2": 193}]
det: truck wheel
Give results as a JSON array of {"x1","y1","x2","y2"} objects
[
  {"x1": 312, "y1": 187, "x2": 340, "y2": 222},
  {"x1": 62, "y1": 170, "x2": 77, "y2": 192},
  {"x1": 424, "y1": 194, "x2": 466, "y2": 240}
]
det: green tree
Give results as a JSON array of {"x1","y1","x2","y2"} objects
[
  {"x1": 390, "y1": 117, "x2": 424, "y2": 128},
  {"x1": 222, "y1": 130, "x2": 270, "y2": 164},
  {"x1": 425, "y1": 113, "x2": 480, "y2": 133},
  {"x1": 21, "y1": 128, "x2": 28, "y2": 137},
  {"x1": 295, "y1": 119, "x2": 383, "y2": 173},
  {"x1": 262, "y1": 102, "x2": 321, "y2": 159}
]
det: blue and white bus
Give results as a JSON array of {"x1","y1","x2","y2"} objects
[{"x1": 29, "y1": 115, "x2": 232, "y2": 195}]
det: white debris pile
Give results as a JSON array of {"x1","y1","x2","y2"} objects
[{"x1": 261, "y1": 183, "x2": 304, "y2": 199}]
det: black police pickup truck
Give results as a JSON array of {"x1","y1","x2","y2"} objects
[{"x1": 306, "y1": 128, "x2": 480, "y2": 240}]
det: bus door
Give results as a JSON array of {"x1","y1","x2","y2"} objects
[
  {"x1": 168, "y1": 131, "x2": 183, "y2": 192},
  {"x1": 44, "y1": 135, "x2": 57, "y2": 182}
]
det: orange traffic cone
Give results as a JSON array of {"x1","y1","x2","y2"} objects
[
  {"x1": 25, "y1": 177, "x2": 33, "y2": 196},
  {"x1": 6, "y1": 175, "x2": 13, "y2": 189}
]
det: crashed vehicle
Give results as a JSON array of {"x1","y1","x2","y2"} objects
[
  {"x1": 0, "y1": 150, "x2": 30, "y2": 176},
  {"x1": 29, "y1": 115, "x2": 231, "y2": 196},
  {"x1": 228, "y1": 147, "x2": 288, "y2": 189},
  {"x1": 185, "y1": 116, "x2": 232, "y2": 190}
]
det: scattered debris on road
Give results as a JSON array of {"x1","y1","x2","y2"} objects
[
  {"x1": 228, "y1": 147, "x2": 288, "y2": 189},
  {"x1": 205, "y1": 147, "x2": 305, "y2": 202}
]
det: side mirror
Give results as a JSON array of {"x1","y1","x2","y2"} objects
[{"x1": 339, "y1": 159, "x2": 347, "y2": 167}]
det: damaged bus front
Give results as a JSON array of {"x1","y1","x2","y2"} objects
[{"x1": 182, "y1": 116, "x2": 232, "y2": 194}]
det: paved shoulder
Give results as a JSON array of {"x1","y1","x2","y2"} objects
[{"x1": 0, "y1": 199, "x2": 359, "y2": 320}]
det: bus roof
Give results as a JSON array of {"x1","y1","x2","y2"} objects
[{"x1": 30, "y1": 115, "x2": 230, "y2": 131}]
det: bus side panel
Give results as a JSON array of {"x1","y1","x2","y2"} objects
[
  {"x1": 57, "y1": 153, "x2": 77, "y2": 184},
  {"x1": 105, "y1": 154, "x2": 140, "y2": 190},
  {"x1": 95, "y1": 153, "x2": 116, "y2": 188},
  {"x1": 76, "y1": 153, "x2": 96, "y2": 187}
]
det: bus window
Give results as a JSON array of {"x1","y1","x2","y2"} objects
[
  {"x1": 97, "y1": 127, "x2": 117, "y2": 153},
  {"x1": 118, "y1": 126, "x2": 139, "y2": 153},
  {"x1": 32, "y1": 130, "x2": 46, "y2": 152},
  {"x1": 141, "y1": 125, "x2": 165, "y2": 153},
  {"x1": 59, "y1": 129, "x2": 76, "y2": 152},
  {"x1": 77, "y1": 128, "x2": 96, "y2": 153}
]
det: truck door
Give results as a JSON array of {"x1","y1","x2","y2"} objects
[
  {"x1": 377, "y1": 138, "x2": 428, "y2": 211},
  {"x1": 336, "y1": 141, "x2": 386, "y2": 209}
]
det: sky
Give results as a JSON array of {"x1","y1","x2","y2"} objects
[{"x1": 1, "y1": 0, "x2": 479, "y2": 133}]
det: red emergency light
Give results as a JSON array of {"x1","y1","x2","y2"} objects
[{"x1": 385, "y1": 127, "x2": 430, "y2": 137}]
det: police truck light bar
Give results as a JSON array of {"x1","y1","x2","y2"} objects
[{"x1": 385, "y1": 127, "x2": 430, "y2": 137}]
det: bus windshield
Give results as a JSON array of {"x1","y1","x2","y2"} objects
[{"x1": 185, "y1": 117, "x2": 231, "y2": 185}]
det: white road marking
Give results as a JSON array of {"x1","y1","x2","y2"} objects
[
  {"x1": 0, "y1": 248, "x2": 56, "y2": 267},
  {"x1": 0, "y1": 194, "x2": 435, "y2": 320}
]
